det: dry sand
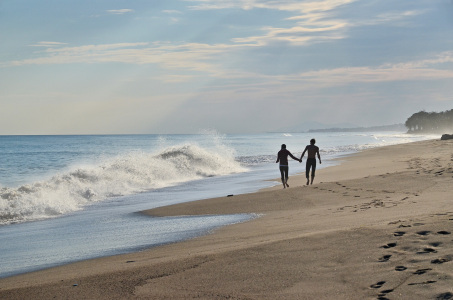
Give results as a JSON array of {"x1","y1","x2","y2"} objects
[{"x1": 1, "y1": 139, "x2": 452, "y2": 299}]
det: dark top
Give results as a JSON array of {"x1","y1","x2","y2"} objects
[
  {"x1": 303, "y1": 145, "x2": 320, "y2": 159},
  {"x1": 276, "y1": 149, "x2": 299, "y2": 166}
]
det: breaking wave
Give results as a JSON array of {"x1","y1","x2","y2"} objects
[{"x1": 0, "y1": 144, "x2": 246, "y2": 225}]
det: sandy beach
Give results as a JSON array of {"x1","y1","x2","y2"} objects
[{"x1": 1, "y1": 138, "x2": 452, "y2": 299}]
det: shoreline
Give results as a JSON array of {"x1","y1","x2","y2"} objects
[{"x1": 1, "y1": 139, "x2": 453, "y2": 299}]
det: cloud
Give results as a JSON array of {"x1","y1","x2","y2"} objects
[
  {"x1": 294, "y1": 64, "x2": 453, "y2": 88},
  {"x1": 7, "y1": 38, "x2": 453, "y2": 89},
  {"x1": 185, "y1": 0, "x2": 358, "y2": 12},
  {"x1": 155, "y1": 74, "x2": 197, "y2": 83},
  {"x1": 3, "y1": 1, "x2": 448, "y2": 89},
  {"x1": 185, "y1": 0, "x2": 426, "y2": 48},
  {"x1": 7, "y1": 1, "x2": 430, "y2": 72},
  {"x1": 353, "y1": 9, "x2": 426, "y2": 27},
  {"x1": 183, "y1": 1, "x2": 355, "y2": 47},
  {"x1": 232, "y1": 20, "x2": 348, "y2": 46},
  {"x1": 107, "y1": 9, "x2": 134, "y2": 15},
  {"x1": 384, "y1": 51, "x2": 453, "y2": 69},
  {"x1": 9, "y1": 43, "x2": 150, "y2": 66},
  {"x1": 162, "y1": 10, "x2": 183, "y2": 14},
  {"x1": 5, "y1": 42, "x2": 231, "y2": 76},
  {"x1": 29, "y1": 41, "x2": 68, "y2": 47},
  {"x1": 241, "y1": 53, "x2": 453, "y2": 91}
]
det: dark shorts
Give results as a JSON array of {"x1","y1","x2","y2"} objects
[
  {"x1": 306, "y1": 158, "x2": 316, "y2": 178},
  {"x1": 279, "y1": 166, "x2": 289, "y2": 181}
]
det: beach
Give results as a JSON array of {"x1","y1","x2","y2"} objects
[{"x1": 1, "y1": 138, "x2": 452, "y2": 299}]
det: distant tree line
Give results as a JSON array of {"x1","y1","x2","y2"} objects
[{"x1": 405, "y1": 109, "x2": 453, "y2": 133}]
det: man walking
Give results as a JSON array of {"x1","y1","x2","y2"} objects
[{"x1": 300, "y1": 139, "x2": 321, "y2": 185}]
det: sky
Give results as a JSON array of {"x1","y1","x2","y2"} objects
[{"x1": 1, "y1": 0, "x2": 453, "y2": 134}]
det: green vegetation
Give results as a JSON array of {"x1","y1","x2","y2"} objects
[{"x1": 405, "y1": 109, "x2": 453, "y2": 133}]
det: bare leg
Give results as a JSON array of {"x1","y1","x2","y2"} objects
[
  {"x1": 280, "y1": 167, "x2": 289, "y2": 189},
  {"x1": 311, "y1": 176, "x2": 314, "y2": 185}
]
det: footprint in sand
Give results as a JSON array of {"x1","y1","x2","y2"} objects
[
  {"x1": 381, "y1": 242, "x2": 397, "y2": 249},
  {"x1": 398, "y1": 224, "x2": 412, "y2": 228},
  {"x1": 417, "y1": 248, "x2": 437, "y2": 254},
  {"x1": 395, "y1": 266, "x2": 407, "y2": 271},
  {"x1": 413, "y1": 268, "x2": 432, "y2": 275},
  {"x1": 437, "y1": 231, "x2": 451, "y2": 235},
  {"x1": 378, "y1": 289, "x2": 394, "y2": 299},
  {"x1": 394, "y1": 231, "x2": 406, "y2": 237},
  {"x1": 429, "y1": 242, "x2": 442, "y2": 247},
  {"x1": 416, "y1": 230, "x2": 431, "y2": 236},
  {"x1": 378, "y1": 255, "x2": 392, "y2": 262},
  {"x1": 370, "y1": 281, "x2": 386, "y2": 288},
  {"x1": 408, "y1": 280, "x2": 436, "y2": 286},
  {"x1": 431, "y1": 257, "x2": 452, "y2": 264},
  {"x1": 436, "y1": 292, "x2": 453, "y2": 300}
]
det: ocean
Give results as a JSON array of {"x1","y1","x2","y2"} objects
[{"x1": 0, "y1": 131, "x2": 436, "y2": 278}]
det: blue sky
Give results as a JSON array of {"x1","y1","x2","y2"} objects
[{"x1": 1, "y1": 0, "x2": 453, "y2": 134}]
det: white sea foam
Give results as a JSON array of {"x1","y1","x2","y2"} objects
[{"x1": 0, "y1": 143, "x2": 246, "y2": 225}]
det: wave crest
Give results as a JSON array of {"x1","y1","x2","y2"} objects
[{"x1": 0, "y1": 143, "x2": 246, "y2": 225}]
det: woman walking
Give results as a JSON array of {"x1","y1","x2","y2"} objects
[{"x1": 276, "y1": 144, "x2": 301, "y2": 189}]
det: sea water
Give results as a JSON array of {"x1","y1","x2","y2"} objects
[{"x1": 0, "y1": 132, "x2": 436, "y2": 278}]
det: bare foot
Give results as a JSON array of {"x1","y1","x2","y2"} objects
[
  {"x1": 286, "y1": 183, "x2": 289, "y2": 188},
  {"x1": 306, "y1": 179, "x2": 309, "y2": 185}
]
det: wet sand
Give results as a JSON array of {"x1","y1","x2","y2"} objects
[{"x1": 1, "y1": 139, "x2": 452, "y2": 299}]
